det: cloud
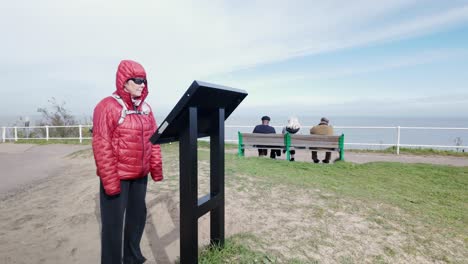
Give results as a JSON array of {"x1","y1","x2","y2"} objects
[
  {"x1": 250, "y1": 93, "x2": 468, "y2": 118},
  {"x1": 1, "y1": 0, "x2": 467, "y2": 117},
  {"x1": 215, "y1": 48, "x2": 468, "y2": 88},
  {"x1": 3, "y1": 1, "x2": 468, "y2": 67},
  {"x1": 409, "y1": 94, "x2": 468, "y2": 104}
]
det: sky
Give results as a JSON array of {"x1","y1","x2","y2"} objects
[{"x1": 1, "y1": 0, "x2": 468, "y2": 121}]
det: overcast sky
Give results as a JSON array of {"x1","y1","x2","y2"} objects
[{"x1": 1, "y1": 0, "x2": 468, "y2": 120}]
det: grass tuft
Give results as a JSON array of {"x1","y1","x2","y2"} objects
[
  {"x1": 348, "y1": 146, "x2": 468, "y2": 157},
  {"x1": 226, "y1": 154, "x2": 468, "y2": 235}
]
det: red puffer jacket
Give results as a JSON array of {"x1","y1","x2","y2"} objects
[{"x1": 92, "y1": 60, "x2": 163, "y2": 196}]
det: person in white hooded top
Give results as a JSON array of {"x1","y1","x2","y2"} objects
[{"x1": 282, "y1": 117, "x2": 301, "y2": 161}]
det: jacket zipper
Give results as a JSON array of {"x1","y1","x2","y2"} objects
[{"x1": 136, "y1": 105, "x2": 145, "y2": 173}]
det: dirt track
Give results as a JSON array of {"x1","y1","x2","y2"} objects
[
  {"x1": 0, "y1": 144, "x2": 466, "y2": 263},
  {"x1": 1, "y1": 143, "x2": 466, "y2": 197},
  {"x1": 0, "y1": 144, "x2": 90, "y2": 195}
]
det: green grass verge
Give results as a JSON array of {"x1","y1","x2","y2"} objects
[
  {"x1": 6, "y1": 138, "x2": 467, "y2": 157},
  {"x1": 226, "y1": 154, "x2": 468, "y2": 235},
  {"x1": 195, "y1": 140, "x2": 238, "y2": 150},
  {"x1": 197, "y1": 234, "x2": 306, "y2": 264},
  {"x1": 64, "y1": 143, "x2": 466, "y2": 261},
  {"x1": 349, "y1": 146, "x2": 468, "y2": 157},
  {"x1": 197, "y1": 234, "x2": 279, "y2": 264},
  {"x1": 56, "y1": 142, "x2": 468, "y2": 236}
]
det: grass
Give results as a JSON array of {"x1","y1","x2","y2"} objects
[
  {"x1": 192, "y1": 140, "x2": 238, "y2": 150},
  {"x1": 62, "y1": 142, "x2": 468, "y2": 236},
  {"x1": 6, "y1": 139, "x2": 467, "y2": 156},
  {"x1": 14, "y1": 140, "x2": 468, "y2": 261},
  {"x1": 220, "y1": 154, "x2": 467, "y2": 263},
  {"x1": 197, "y1": 234, "x2": 281, "y2": 264},
  {"x1": 349, "y1": 146, "x2": 468, "y2": 157},
  {"x1": 197, "y1": 234, "x2": 308, "y2": 264},
  {"x1": 225, "y1": 154, "x2": 468, "y2": 236}
]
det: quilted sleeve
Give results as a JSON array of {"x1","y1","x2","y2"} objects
[
  {"x1": 149, "y1": 111, "x2": 163, "y2": 182},
  {"x1": 92, "y1": 99, "x2": 120, "y2": 195}
]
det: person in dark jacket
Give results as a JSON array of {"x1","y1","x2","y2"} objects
[
  {"x1": 92, "y1": 60, "x2": 163, "y2": 264},
  {"x1": 253, "y1": 115, "x2": 280, "y2": 158},
  {"x1": 310, "y1": 117, "x2": 334, "y2": 163}
]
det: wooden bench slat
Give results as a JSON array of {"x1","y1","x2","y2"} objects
[
  {"x1": 238, "y1": 132, "x2": 344, "y2": 161},
  {"x1": 241, "y1": 133, "x2": 283, "y2": 138},
  {"x1": 290, "y1": 135, "x2": 339, "y2": 148},
  {"x1": 291, "y1": 134, "x2": 340, "y2": 142},
  {"x1": 242, "y1": 134, "x2": 283, "y2": 144},
  {"x1": 292, "y1": 138, "x2": 339, "y2": 144},
  {"x1": 292, "y1": 143, "x2": 339, "y2": 149},
  {"x1": 243, "y1": 141, "x2": 283, "y2": 146},
  {"x1": 291, "y1": 138, "x2": 339, "y2": 143},
  {"x1": 242, "y1": 144, "x2": 283, "y2": 148},
  {"x1": 300, "y1": 147, "x2": 338, "y2": 150}
]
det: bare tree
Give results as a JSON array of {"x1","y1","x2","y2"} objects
[{"x1": 37, "y1": 97, "x2": 77, "y2": 138}]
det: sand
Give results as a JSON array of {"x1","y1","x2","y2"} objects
[
  {"x1": 0, "y1": 144, "x2": 466, "y2": 263},
  {"x1": 0, "y1": 145, "x2": 244, "y2": 264}
]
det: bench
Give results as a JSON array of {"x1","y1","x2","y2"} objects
[{"x1": 237, "y1": 132, "x2": 344, "y2": 161}]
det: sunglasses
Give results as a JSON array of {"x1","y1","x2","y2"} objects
[{"x1": 128, "y1": 78, "x2": 147, "y2": 85}]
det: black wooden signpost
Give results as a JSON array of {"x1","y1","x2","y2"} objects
[{"x1": 150, "y1": 80, "x2": 247, "y2": 263}]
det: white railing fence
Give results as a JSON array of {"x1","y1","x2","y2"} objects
[
  {"x1": 1, "y1": 124, "x2": 467, "y2": 154},
  {"x1": 1, "y1": 125, "x2": 93, "y2": 144},
  {"x1": 333, "y1": 126, "x2": 468, "y2": 155},
  {"x1": 225, "y1": 125, "x2": 468, "y2": 154}
]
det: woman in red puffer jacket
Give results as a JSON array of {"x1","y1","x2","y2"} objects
[{"x1": 92, "y1": 59, "x2": 163, "y2": 264}]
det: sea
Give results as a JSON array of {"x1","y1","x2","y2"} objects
[
  {"x1": 1, "y1": 114, "x2": 467, "y2": 150},
  {"x1": 224, "y1": 115, "x2": 468, "y2": 150}
]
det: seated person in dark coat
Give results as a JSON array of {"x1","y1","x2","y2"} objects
[{"x1": 253, "y1": 115, "x2": 281, "y2": 159}]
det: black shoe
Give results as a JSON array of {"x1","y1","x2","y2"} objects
[
  {"x1": 322, "y1": 160, "x2": 330, "y2": 164},
  {"x1": 290, "y1": 158, "x2": 295, "y2": 162},
  {"x1": 313, "y1": 159, "x2": 320, "y2": 163}
]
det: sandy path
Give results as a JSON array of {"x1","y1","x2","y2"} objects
[
  {"x1": 0, "y1": 144, "x2": 466, "y2": 263},
  {"x1": 0, "y1": 145, "x2": 244, "y2": 264},
  {"x1": 0, "y1": 144, "x2": 90, "y2": 196}
]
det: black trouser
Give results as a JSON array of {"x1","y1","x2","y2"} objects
[
  {"x1": 312, "y1": 151, "x2": 332, "y2": 163},
  {"x1": 258, "y1": 149, "x2": 281, "y2": 158},
  {"x1": 100, "y1": 176, "x2": 148, "y2": 264},
  {"x1": 258, "y1": 149, "x2": 268, "y2": 156},
  {"x1": 270, "y1": 149, "x2": 281, "y2": 159}
]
